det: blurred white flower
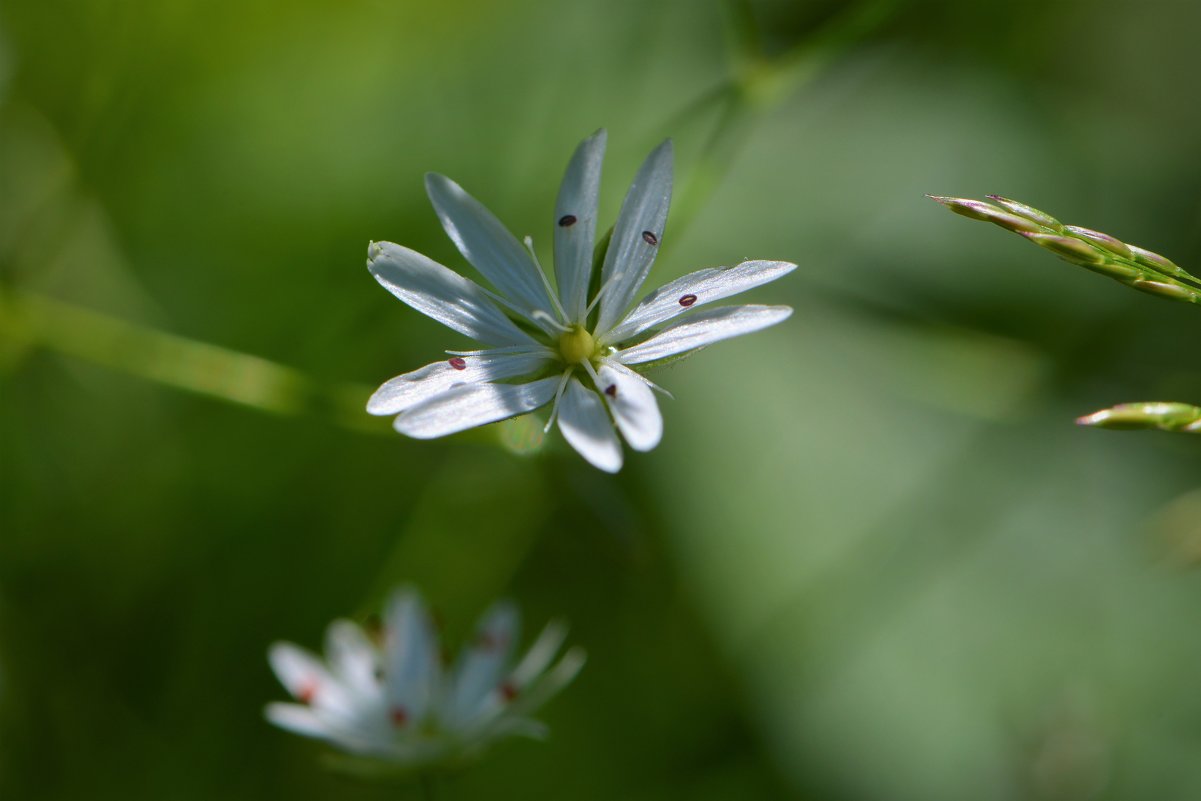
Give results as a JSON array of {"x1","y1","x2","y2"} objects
[
  {"x1": 266, "y1": 587, "x2": 584, "y2": 767},
  {"x1": 367, "y1": 129, "x2": 795, "y2": 472}
]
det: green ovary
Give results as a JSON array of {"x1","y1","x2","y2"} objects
[{"x1": 558, "y1": 325, "x2": 596, "y2": 365}]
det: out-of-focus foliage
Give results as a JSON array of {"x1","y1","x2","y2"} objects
[{"x1": 3, "y1": 0, "x2": 1201, "y2": 799}]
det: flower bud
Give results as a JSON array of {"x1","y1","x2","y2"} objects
[
  {"x1": 1129, "y1": 245, "x2": 1186, "y2": 278},
  {"x1": 927, "y1": 195, "x2": 1042, "y2": 233},
  {"x1": 986, "y1": 195, "x2": 1061, "y2": 229},
  {"x1": 1131, "y1": 279, "x2": 1199, "y2": 303},
  {"x1": 1063, "y1": 225, "x2": 1133, "y2": 260},
  {"x1": 1077, "y1": 402, "x2": 1201, "y2": 431},
  {"x1": 1021, "y1": 233, "x2": 1107, "y2": 266}
]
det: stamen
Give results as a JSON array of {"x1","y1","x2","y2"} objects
[
  {"x1": 678, "y1": 294, "x2": 697, "y2": 307},
  {"x1": 532, "y1": 309, "x2": 571, "y2": 333},
  {"x1": 601, "y1": 357, "x2": 674, "y2": 399},
  {"x1": 543, "y1": 369, "x2": 573, "y2": 433},
  {"x1": 297, "y1": 679, "x2": 318, "y2": 704},
  {"x1": 558, "y1": 214, "x2": 577, "y2": 227},
  {"x1": 448, "y1": 357, "x2": 467, "y2": 370},
  {"x1": 476, "y1": 283, "x2": 542, "y2": 322},
  {"x1": 584, "y1": 271, "x2": 625, "y2": 320},
  {"x1": 579, "y1": 358, "x2": 602, "y2": 389},
  {"x1": 446, "y1": 345, "x2": 558, "y2": 357},
  {"x1": 641, "y1": 230, "x2": 659, "y2": 246},
  {"x1": 524, "y1": 235, "x2": 569, "y2": 323},
  {"x1": 476, "y1": 630, "x2": 509, "y2": 652}
]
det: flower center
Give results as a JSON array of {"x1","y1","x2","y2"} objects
[{"x1": 558, "y1": 325, "x2": 596, "y2": 365}]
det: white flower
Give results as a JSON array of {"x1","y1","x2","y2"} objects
[
  {"x1": 367, "y1": 130, "x2": 795, "y2": 472},
  {"x1": 265, "y1": 587, "x2": 584, "y2": 767}
]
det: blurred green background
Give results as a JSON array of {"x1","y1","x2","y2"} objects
[{"x1": 4, "y1": 0, "x2": 1201, "y2": 798}]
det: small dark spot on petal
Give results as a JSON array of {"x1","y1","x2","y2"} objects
[
  {"x1": 558, "y1": 214, "x2": 577, "y2": 227},
  {"x1": 391, "y1": 706, "x2": 408, "y2": 727},
  {"x1": 500, "y1": 681, "x2": 519, "y2": 702},
  {"x1": 678, "y1": 294, "x2": 698, "y2": 307},
  {"x1": 475, "y1": 630, "x2": 508, "y2": 652},
  {"x1": 448, "y1": 357, "x2": 467, "y2": 370},
  {"x1": 297, "y1": 679, "x2": 318, "y2": 704},
  {"x1": 641, "y1": 230, "x2": 658, "y2": 246},
  {"x1": 604, "y1": 384, "x2": 618, "y2": 397}
]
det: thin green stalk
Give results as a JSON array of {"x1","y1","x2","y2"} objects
[
  {"x1": 671, "y1": 0, "x2": 903, "y2": 239},
  {"x1": 0, "y1": 285, "x2": 381, "y2": 432}
]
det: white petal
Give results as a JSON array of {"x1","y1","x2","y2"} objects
[
  {"x1": 505, "y1": 646, "x2": 586, "y2": 718},
  {"x1": 443, "y1": 601, "x2": 520, "y2": 730},
  {"x1": 425, "y1": 173, "x2": 555, "y2": 320},
  {"x1": 507, "y1": 620, "x2": 569, "y2": 688},
  {"x1": 595, "y1": 362, "x2": 662, "y2": 451},
  {"x1": 602, "y1": 260, "x2": 797, "y2": 343},
  {"x1": 265, "y1": 702, "x2": 341, "y2": 741},
  {"x1": 595, "y1": 140, "x2": 673, "y2": 335},
  {"x1": 368, "y1": 241, "x2": 535, "y2": 347},
  {"x1": 325, "y1": 621, "x2": 382, "y2": 699},
  {"x1": 267, "y1": 643, "x2": 359, "y2": 721},
  {"x1": 554, "y1": 130, "x2": 606, "y2": 322},
  {"x1": 478, "y1": 716, "x2": 549, "y2": 742},
  {"x1": 557, "y1": 377, "x2": 623, "y2": 473},
  {"x1": 264, "y1": 703, "x2": 400, "y2": 758},
  {"x1": 393, "y1": 377, "x2": 559, "y2": 439},
  {"x1": 617, "y1": 304, "x2": 793, "y2": 365},
  {"x1": 366, "y1": 350, "x2": 553, "y2": 416},
  {"x1": 383, "y1": 588, "x2": 440, "y2": 725}
]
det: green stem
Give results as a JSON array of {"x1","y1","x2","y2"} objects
[
  {"x1": 0, "y1": 285, "x2": 381, "y2": 432},
  {"x1": 669, "y1": 0, "x2": 902, "y2": 238}
]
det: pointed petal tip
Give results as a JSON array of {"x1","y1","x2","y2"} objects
[{"x1": 423, "y1": 172, "x2": 461, "y2": 200}]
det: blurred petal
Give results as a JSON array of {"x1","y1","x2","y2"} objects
[
  {"x1": 425, "y1": 173, "x2": 555, "y2": 319},
  {"x1": 596, "y1": 362, "x2": 662, "y2": 451},
  {"x1": 367, "y1": 241, "x2": 535, "y2": 346},
  {"x1": 595, "y1": 140, "x2": 673, "y2": 335},
  {"x1": 383, "y1": 588, "x2": 440, "y2": 725},
  {"x1": 507, "y1": 620, "x2": 569, "y2": 689},
  {"x1": 603, "y1": 260, "x2": 797, "y2": 343},
  {"x1": 267, "y1": 643, "x2": 358, "y2": 719},
  {"x1": 393, "y1": 377, "x2": 559, "y2": 439},
  {"x1": 265, "y1": 702, "x2": 340, "y2": 740},
  {"x1": 507, "y1": 646, "x2": 586, "y2": 718},
  {"x1": 265, "y1": 703, "x2": 397, "y2": 757},
  {"x1": 557, "y1": 377, "x2": 623, "y2": 473},
  {"x1": 554, "y1": 130, "x2": 606, "y2": 322},
  {"x1": 617, "y1": 304, "x2": 793, "y2": 365},
  {"x1": 367, "y1": 350, "x2": 553, "y2": 416},
  {"x1": 443, "y1": 600, "x2": 520, "y2": 729},
  {"x1": 325, "y1": 621, "x2": 381, "y2": 698}
]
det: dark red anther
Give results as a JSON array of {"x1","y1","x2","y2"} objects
[
  {"x1": 475, "y1": 630, "x2": 508, "y2": 651},
  {"x1": 500, "y1": 681, "x2": 519, "y2": 702},
  {"x1": 604, "y1": 384, "x2": 617, "y2": 397},
  {"x1": 297, "y1": 679, "x2": 318, "y2": 704},
  {"x1": 558, "y1": 214, "x2": 577, "y2": 227},
  {"x1": 641, "y1": 230, "x2": 658, "y2": 246},
  {"x1": 448, "y1": 357, "x2": 467, "y2": 370},
  {"x1": 678, "y1": 294, "x2": 697, "y2": 307},
  {"x1": 390, "y1": 706, "x2": 408, "y2": 727}
]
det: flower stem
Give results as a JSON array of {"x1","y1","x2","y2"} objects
[{"x1": 0, "y1": 285, "x2": 380, "y2": 431}]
